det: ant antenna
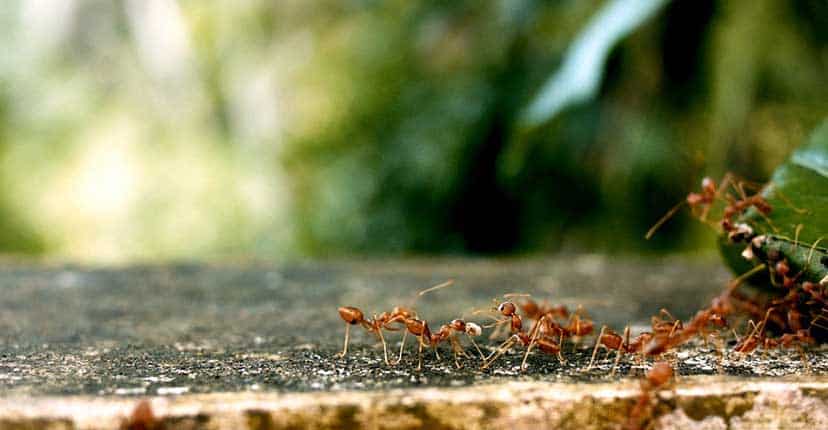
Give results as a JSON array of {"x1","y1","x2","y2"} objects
[
  {"x1": 794, "y1": 224, "x2": 804, "y2": 246},
  {"x1": 805, "y1": 237, "x2": 825, "y2": 266},
  {"x1": 727, "y1": 264, "x2": 767, "y2": 293},
  {"x1": 768, "y1": 185, "x2": 809, "y2": 214},
  {"x1": 645, "y1": 200, "x2": 686, "y2": 240},
  {"x1": 503, "y1": 293, "x2": 532, "y2": 298},
  {"x1": 418, "y1": 279, "x2": 455, "y2": 297}
]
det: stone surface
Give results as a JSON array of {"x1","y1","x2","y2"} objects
[{"x1": 0, "y1": 256, "x2": 827, "y2": 428}]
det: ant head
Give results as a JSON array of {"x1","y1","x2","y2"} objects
[
  {"x1": 465, "y1": 322, "x2": 482, "y2": 337},
  {"x1": 338, "y1": 306, "x2": 364, "y2": 324},
  {"x1": 701, "y1": 177, "x2": 716, "y2": 194},
  {"x1": 449, "y1": 319, "x2": 466, "y2": 332},
  {"x1": 497, "y1": 301, "x2": 516, "y2": 316}
]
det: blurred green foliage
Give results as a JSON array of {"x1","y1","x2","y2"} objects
[{"x1": 0, "y1": 0, "x2": 827, "y2": 262}]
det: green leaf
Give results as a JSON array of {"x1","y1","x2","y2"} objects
[
  {"x1": 520, "y1": 0, "x2": 669, "y2": 127},
  {"x1": 720, "y1": 120, "x2": 828, "y2": 287}
]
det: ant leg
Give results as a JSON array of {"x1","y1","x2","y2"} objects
[
  {"x1": 488, "y1": 321, "x2": 505, "y2": 340},
  {"x1": 700, "y1": 326, "x2": 709, "y2": 347},
  {"x1": 797, "y1": 344, "x2": 811, "y2": 374},
  {"x1": 339, "y1": 324, "x2": 351, "y2": 358},
  {"x1": 395, "y1": 330, "x2": 408, "y2": 365},
  {"x1": 417, "y1": 333, "x2": 424, "y2": 371},
  {"x1": 645, "y1": 200, "x2": 686, "y2": 240},
  {"x1": 587, "y1": 326, "x2": 607, "y2": 370},
  {"x1": 610, "y1": 326, "x2": 630, "y2": 377},
  {"x1": 449, "y1": 336, "x2": 463, "y2": 369},
  {"x1": 434, "y1": 344, "x2": 441, "y2": 361},
  {"x1": 557, "y1": 337, "x2": 567, "y2": 364},
  {"x1": 610, "y1": 349, "x2": 624, "y2": 377},
  {"x1": 714, "y1": 333, "x2": 725, "y2": 374},
  {"x1": 755, "y1": 210, "x2": 780, "y2": 233},
  {"x1": 483, "y1": 335, "x2": 518, "y2": 369},
  {"x1": 377, "y1": 328, "x2": 391, "y2": 366},
  {"x1": 668, "y1": 320, "x2": 681, "y2": 338},
  {"x1": 773, "y1": 187, "x2": 809, "y2": 214},
  {"x1": 465, "y1": 333, "x2": 486, "y2": 360},
  {"x1": 521, "y1": 316, "x2": 546, "y2": 372}
]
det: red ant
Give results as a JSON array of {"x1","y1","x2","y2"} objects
[
  {"x1": 586, "y1": 325, "x2": 654, "y2": 375},
  {"x1": 337, "y1": 306, "x2": 413, "y2": 365},
  {"x1": 482, "y1": 302, "x2": 566, "y2": 370},
  {"x1": 646, "y1": 174, "x2": 774, "y2": 240},
  {"x1": 626, "y1": 361, "x2": 674, "y2": 430},
  {"x1": 646, "y1": 176, "x2": 723, "y2": 239},
  {"x1": 732, "y1": 308, "x2": 775, "y2": 356},
  {"x1": 644, "y1": 265, "x2": 770, "y2": 356},
  {"x1": 399, "y1": 317, "x2": 484, "y2": 370}
]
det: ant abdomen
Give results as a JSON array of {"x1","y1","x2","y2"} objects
[{"x1": 536, "y1": 338, "x2": 561, "y2": 354}]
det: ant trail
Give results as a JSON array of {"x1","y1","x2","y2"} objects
[{"x1": 645, "y1": 200, "x2": 686, "y2": 240}]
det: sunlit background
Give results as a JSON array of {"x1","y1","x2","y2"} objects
[{"x1": 1, "y1": 0, "x2": 826, "y2": 263}]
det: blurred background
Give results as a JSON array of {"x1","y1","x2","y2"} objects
[{"x1": 0, "y1": 0, "x2": 826, "y2": 263}]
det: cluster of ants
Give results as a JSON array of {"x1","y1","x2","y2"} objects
[
  {"x1": 335, "y1": 174, "x2": 826, "y2": 429},
  {"x1": 337, "y1": 172, "x2": 826, "y2": 372},
  {"x1": 337, "y1": 288, "x2": 596, "y2": 372},
  {"x1": 646, "y1": 174, "x2": 828, "y2": 364}
]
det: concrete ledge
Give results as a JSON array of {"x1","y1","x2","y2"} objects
[{"x1": 2, "y1": 376, "x2": 827, "y2": 429}]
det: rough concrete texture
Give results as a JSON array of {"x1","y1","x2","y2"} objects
[{"x1": 1, "y1": 256, "x2": 827, "y2": 428}]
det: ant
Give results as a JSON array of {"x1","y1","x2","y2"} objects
[
  {"x1": 337, "y1": 306, "x2": 413, "y2": 365},
  {"x1": 732, "y1": 307, "x2": 777, "y2": 358},
  {"x1": 646, "y1": 176, "x2": 724, "y2": 240},
  {"x1": 626, "y1": 361, "x2": 674, "y2": 430},
  {"x1": 646, "y1": 174, "x2": 774, "y2": 240},
  {"x1": 586, "y1": 325, "x2": 654, "y2": 375},
  {"x1": 482, "y1": 303, "x2": 566, "y2": 370},
  {"x1": 400, "y1": 317, "x2": 484, "y2": 370},
  {"x1": 336, "y1": 280, "x2": 458, "y2": 366}
]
